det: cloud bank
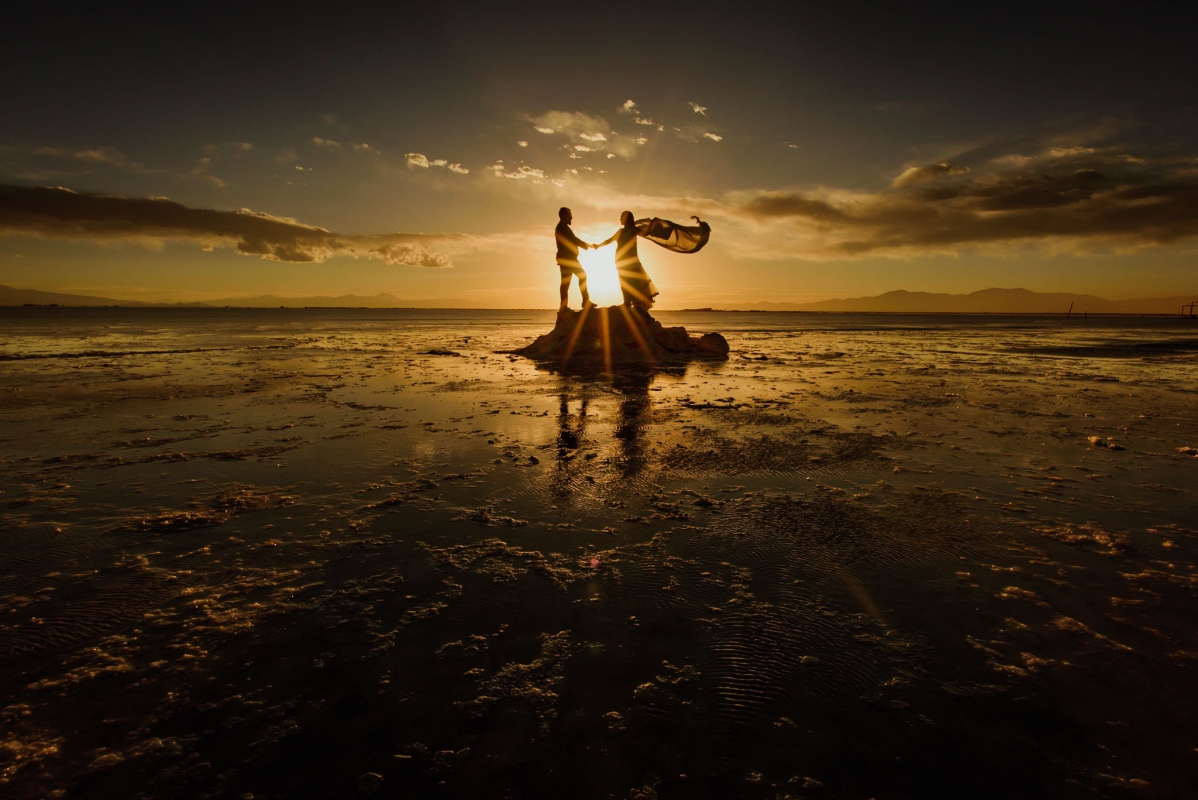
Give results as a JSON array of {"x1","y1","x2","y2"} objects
[
  {"x1": 732, "y1": 150, "x2": 1198, "y2": 257},
  {"x1": 0, "y1": 185, "x2": 459, "y2": 267}
]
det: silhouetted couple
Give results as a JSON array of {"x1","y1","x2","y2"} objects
[{"x1": 555, "y1": 206, "x2": 658, "y2": 312}]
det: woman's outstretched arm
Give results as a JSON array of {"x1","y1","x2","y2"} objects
[{"x1": 594, "y1": 231, "x2": 618, "y2": 247}]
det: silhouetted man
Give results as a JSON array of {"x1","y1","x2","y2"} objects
[{"x1": 555, "y1": 207, "x2": 594, "y2": 311}]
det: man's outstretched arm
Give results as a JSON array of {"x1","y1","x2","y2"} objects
[{"x1": 557, "y1": 224, "x2": 592, "y2": 250}]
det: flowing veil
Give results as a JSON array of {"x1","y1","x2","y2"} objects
[{"x1": 635, "y1": 216, "x2": 711, "y2": 254}]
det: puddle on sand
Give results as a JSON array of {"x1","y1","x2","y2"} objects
[{"x1": 1, "y1": 308, "x2": 1197, "y2": 799}]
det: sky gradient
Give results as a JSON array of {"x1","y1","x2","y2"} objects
[{"x1": 2, "y1": 2, "x2": 1196, "y2": 307}]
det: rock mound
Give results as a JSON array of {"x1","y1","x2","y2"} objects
[{"x1": 514, "y1": 306, "x2": 729, "y2": 366}]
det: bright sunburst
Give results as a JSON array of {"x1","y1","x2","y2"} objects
[{"x1": 578, "y1": 244, "x2": 622, "y2": 306}]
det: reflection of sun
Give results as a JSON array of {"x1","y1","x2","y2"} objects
[{"x1": 578, "y1": 245, "x2": 622, "y2": 306}]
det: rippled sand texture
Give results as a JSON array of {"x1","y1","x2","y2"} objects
[{"x1": 2, "y1": 308, "x2": 1197, "y2": 799}]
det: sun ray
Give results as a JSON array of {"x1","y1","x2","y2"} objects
[
  {"x1": 600, "y1": 306, "x2": 612, "y2": 377},
  {"x1": 616, "y1": 303, "x2": 655, "y2": 366},
  {"x1": 561, "y1": 304, "x2": 591, "y2": 368}
]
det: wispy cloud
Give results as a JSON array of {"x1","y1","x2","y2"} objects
[
  {"x1": 0, "y1": 184, "x2": 463, "y2": 267},
  {"x1": 34, "y1": 146, "x2": 149, "y2": 173},
  {"x1": 312, "y1": 137, "x2": 342, "y2": 151},
  {"x1": 527, "y1": 111, "x2": 639, "y2": 158},
  {"x1": 619, "y1": 100, "x2": 657, "y2": 126},
  {"x1": 35, "y1": 145, "x2": 230, "y2": 187},
  {"x1": 190, "y1": 157, "x2": 228, "y2": 188},
  {"x1": 405, "y1": 153, "x2": 468, "y2": 174},
  {"x1": 202, "y1": 142, "x2": 254, "y2": 155},
  {"x1": 618, "y1": 100, "x2": 659, "y2": 127},
  {"x1": 892, "y1": 162, "x2": 969, "y2": 187},
  {"x1": 486, "y1": 163, "x2": 547, "y2": 180},
  {"x1": 665, "y1": 124, "x2": 723, "y2": 144},
  {"x1": 688, "y1": 101, "x2": 707, "y2": 115}
]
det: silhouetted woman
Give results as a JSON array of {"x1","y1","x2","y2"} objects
[{"x1": 596, "y1": 211, "x2": 658, "y2": 309}]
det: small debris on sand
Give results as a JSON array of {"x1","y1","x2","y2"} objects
[{"x1": 356, "y1": 772, "x2": 383, "y2": 795}]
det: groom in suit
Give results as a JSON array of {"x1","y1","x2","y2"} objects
[{"x1": 555, "y1": 207, "x2": 595, "y2": 311}]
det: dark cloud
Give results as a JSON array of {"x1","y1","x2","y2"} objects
[
  {"x1": 734, "y1": 155, "x2": 1198, "y2": 256},
  {"x1": 739, "y1": 193, "x2": 848, "y2": 223},
  {"x1": 0, "y1": 184, "x2": 457, "y2": 267}
]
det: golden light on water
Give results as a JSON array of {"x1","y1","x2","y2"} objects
[{"x1": 578, "y1": 245, "x2": 623, "y2": 307}]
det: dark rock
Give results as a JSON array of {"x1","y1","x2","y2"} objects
[
  {"x1": 696, "y1": 332, "x2": 730, "y2": 356},
  {"x1": 356, "y1": 772, "x2": 383, "y2": 795},
  {"x1": 513, "y1": 306, "x2": 729, "y2": 366}
]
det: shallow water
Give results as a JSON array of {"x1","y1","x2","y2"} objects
[{"x1": 1, "y1": 307, "x2": 1196, "y2": 799}]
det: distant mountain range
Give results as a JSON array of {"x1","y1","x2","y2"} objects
[
  {"x1": 0, "y1": 286, "x2": 416, "y2": 308},
  {"x1": 194, "y1": 293, "x2": 414, "y2": 308},
  {"x1": 2, "y1": 285, "x2": 1196, "y2": 314},
  {"x1": 735, "y1": 288, "x2": 1198, "y2": 314}
]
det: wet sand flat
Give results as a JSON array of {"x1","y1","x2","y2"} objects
[{"x1": 1, "y1": 307, "x2": 1196, "y2": 799}]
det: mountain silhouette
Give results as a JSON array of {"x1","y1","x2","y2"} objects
[{"x1": 739, "y1": 288, "x2": 1197, "y2": 314}]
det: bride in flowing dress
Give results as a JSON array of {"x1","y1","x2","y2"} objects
[{"x1": 595, "y1": 211, "x2": 658, "y2": 309}]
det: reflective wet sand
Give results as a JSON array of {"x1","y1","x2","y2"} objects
[{"x1": 2, "y1": 308, "x2": 1196, "y2": 799}]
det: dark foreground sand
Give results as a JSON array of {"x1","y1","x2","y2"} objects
[{"x1": 1, "y1": 308, "x2": 1196, "y2": 799}]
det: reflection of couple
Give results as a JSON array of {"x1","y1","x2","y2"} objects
[
  {"x1": 551, "y1": 371, "x2": 660, "y2": 488},
  {"x1": 555, "y1": 206, "x2": 658, "y2": 312}
]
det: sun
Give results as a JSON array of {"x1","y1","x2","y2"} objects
[{"x1": 578, "y1": 244, "x2": 622, "y2": 306}]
